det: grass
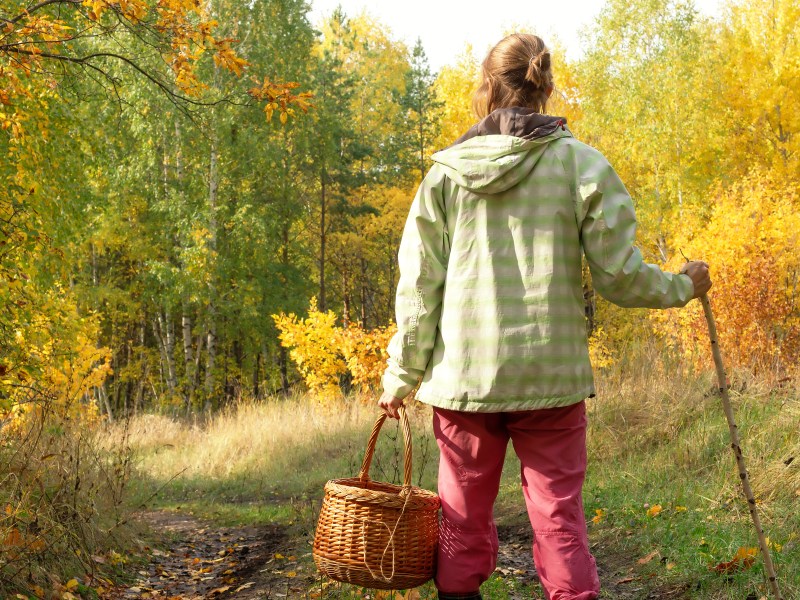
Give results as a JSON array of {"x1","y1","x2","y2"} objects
[{"x1": 110, "y1": 358, "x2": 800, "y2": 599}]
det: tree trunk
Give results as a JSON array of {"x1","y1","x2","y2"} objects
[
  {"x1": 319, "y1": 167, "x2": 327, "y2": 311},
  {"x1": 279, "y1": 345, "x2": 289, "y2": 394},
  {"x1": 360, "y1": 258, "x2": 368, "y2": 328},
  {"x1": 155, "y1": 311, "x2": 178, "y2": 396},
  {"x1": 181, "y1": 306, "x2": 194, "y2": 407},
  {"x1": 205, "y1": 135, "x2": 219, "y2": 406},
  {"x1": 342, "y1": 268, "x2": 351, "y2": 327},
  {"x1": 194, "y1": 332, "x2": 204, "y2": 391},
  {"x1": 252, "y1": 351, "x2": 260, "y2": 399},
  {"x1": 97, "y1": 383, "x2": 113, "y2": 422},
  {"x1": 135, "y1": 318, "x2": 146, "y2": 413}
]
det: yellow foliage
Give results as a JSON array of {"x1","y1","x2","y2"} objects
[
  {"x1": 434, "y1": 45, "x2": 480, "y2": 149},
  {"x1": 339, "y1": 323, "x2": 397, "y2": 389},
  {"x1": 272, "y1": 297, "x2": 347, "y2": 399},
  {"x1": 272, "y1": 298, "x2": 397, "y2": 398},
  {"x1": 588, "y1": 326, "x2": 615, "y2": 370},
  {"x1": 3, "y1": 305, "x2": 110, "y2": 429}
]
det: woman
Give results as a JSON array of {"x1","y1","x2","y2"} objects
[{"x1": 378, "y1": 33, "x2": 711, "y2": 600}]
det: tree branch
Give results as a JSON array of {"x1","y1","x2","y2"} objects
[
  {"x1": 5, "y1": 0, "x2": 83, "y2": 25},
  {"x1": 3, "y1": 46, "x2": 229, "y2": 108}
]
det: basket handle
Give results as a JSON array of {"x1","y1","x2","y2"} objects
[{"x1": 358, "y1": 406, "x2": 413, "y2": 488}]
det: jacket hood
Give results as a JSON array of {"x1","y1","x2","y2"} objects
[{"x1": 431, "y1": 108, "x2": 572, "y2": 194}]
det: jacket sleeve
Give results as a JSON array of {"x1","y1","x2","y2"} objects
[
  {"x1": 571, "y1": 144, "x2": 693, "y2": 309},
  {"x1": 382, "y1": 168, "x2": 449, "y2": 399}
]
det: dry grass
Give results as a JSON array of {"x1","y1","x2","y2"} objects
[
  {"x1": 587, "y1": 345, "x2": 800, "y2": 500},
  {"x1": 106, "y1": 390, "x2": 436, "y2": 494},
  {"x1": 115, "y1": 355, "x2": 800, "y2": 504},
  {"x1": 0, "y1": 404, "x2": 134, "y2": 597}
]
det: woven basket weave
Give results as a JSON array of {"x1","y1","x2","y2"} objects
[{"x1": 313, "y1": 407, "x2": 440, "y2": 590}]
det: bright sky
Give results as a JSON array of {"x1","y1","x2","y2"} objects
[{"x1": 307, "y1": 0, "x2": 725, "y2": 71}]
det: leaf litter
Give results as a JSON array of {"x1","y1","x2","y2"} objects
[{"x1": 101, "y1": 510, "x2": 310, "y2": 599}]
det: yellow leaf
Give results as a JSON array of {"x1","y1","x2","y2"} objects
[
  {"x1": 286, "y1": 571, "x2": 297, "y2": 577},
  {"x1": 65, "y1": 579, "x2": 79, "y2": 590},
  {"x1": 646, "y1": 504, "x2": 663, "y2": 517},
  {"x1": 734, "y1": 546, "x2": 758, "y2": 560}
]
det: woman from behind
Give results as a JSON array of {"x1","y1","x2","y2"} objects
[{"x1": 379, "y1": 33, "x2": 711, "y2": 600}]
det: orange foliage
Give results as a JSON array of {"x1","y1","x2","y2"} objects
[
  {"x1": 655, "y1": 172, "x2": 800, "y2": 372},
  {"x1": 248, "y1": 79, "x2": 313, "y2": 124}
]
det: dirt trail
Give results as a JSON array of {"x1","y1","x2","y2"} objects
[
  {"x1": 111, "y1": 511, "x2": 670, "y2": 599},
  {"x1": 109, "y1": 511, "x2": 315, "y2": 599}
]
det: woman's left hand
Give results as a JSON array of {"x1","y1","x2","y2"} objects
[{"x1": 378, "y1": 390, "x2": 406, "y2": 419}]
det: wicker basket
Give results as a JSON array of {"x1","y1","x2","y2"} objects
[{"x1": 313, "y1": 407, "x2": 440, "y2": 590}]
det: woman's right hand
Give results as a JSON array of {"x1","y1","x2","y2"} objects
[
  {"x1": 680, "y1": 261, "x2": 712, "y2": 298},
  {"x1": 378, "y1": 390, "x2": 406, "y2": 420}
]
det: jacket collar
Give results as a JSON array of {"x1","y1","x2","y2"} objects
[{"x1": 451, "y1": 107, "x2": 567, "y2": 148}]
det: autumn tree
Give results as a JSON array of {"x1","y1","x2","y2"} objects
[{"x1": 434, "y1": 44, "x2": 480, "y2": 150}]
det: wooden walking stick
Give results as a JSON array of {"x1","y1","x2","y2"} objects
[{"x1": 700, "y1": 294, "x2": 782, "y2": 600}]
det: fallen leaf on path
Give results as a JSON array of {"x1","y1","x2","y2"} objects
[
  {"x1": 637, "y1": 550, "x2": 659, "y2": 565},
  {"x1": 615, "y1": 576, "x2": 636, "y2": 584},
  {"x1": 710, "y1": 546, "x2": 758, "y2": 573},
  {"x1": 209, "y1": 586, "x2": 231, "y2": 596},
  {"x1": 235, "y1": 582, "x2": 256, "y2": 593}
]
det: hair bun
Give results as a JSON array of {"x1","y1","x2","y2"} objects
[{"x1": 525, "y1": 50, "x2": 551, "y2": 88}]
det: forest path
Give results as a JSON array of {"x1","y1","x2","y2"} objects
[
  {"x1": 112, "y1": 510, "x2": 308, "y2": 600},
  {"x1": 110, "y1": 510, "x2": 673, "y2": 600}
]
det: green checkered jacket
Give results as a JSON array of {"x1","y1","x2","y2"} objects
[{"x1": 382, "y1": 109, "x2": 693, "y2": 412}]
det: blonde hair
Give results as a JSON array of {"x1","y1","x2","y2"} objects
[{"x1": 473, "y1": 34, "x2": 553, "y2": 119}]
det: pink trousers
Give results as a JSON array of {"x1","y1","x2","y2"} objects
[{"x1": 433, "y1": 401, "x2": 600, "y2": 600}]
